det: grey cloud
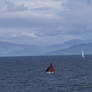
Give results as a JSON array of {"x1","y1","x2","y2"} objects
[
  {"x1": 0, "y1": 17, "x2": 59, "y2": 28},
  {"x1": 0, "y1": 0, "x2": 92, "y2": 45},
  {"x1": 0, "y1": 0, "x2": 27, "y2": 12}
]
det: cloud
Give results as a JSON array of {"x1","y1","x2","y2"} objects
[
  {"x1": 11, "y1": 31, "x2": 40, "y2": 39},
  {"x1": 0, "y1": 0, "x2": 92, "y2": 45},
  {"x1": 0, "y1": 0, "x2": 66, "y2": 19},
  {"x1": 11, "y1": 34, "x2": 17, "y2": 38},
  {"x1": 15, "y1": 0, "x2": 61, "y2": 10}
]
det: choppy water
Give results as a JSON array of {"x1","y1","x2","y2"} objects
[{"x1": 0, "y1": 55, "x2": 92, "y2": 92}]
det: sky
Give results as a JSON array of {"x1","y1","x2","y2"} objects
[{"x1": 0, "y1": 0, "x2": 92, "y2": 46}]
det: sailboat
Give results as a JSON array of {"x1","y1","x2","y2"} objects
[
  {"x1": 46, "y1": 64, "x2": 55, "y2": 74},
  {"x1": 82, "y1": 51, "x2": 85, "y2": 58}
]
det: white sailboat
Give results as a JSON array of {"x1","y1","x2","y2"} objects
[{"x1": 82, "y1": 51, "x2": 85, "y2": 58}]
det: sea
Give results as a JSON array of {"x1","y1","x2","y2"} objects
[{"x1": 0, "y1": 55, "x2": 92, "y2": 92}]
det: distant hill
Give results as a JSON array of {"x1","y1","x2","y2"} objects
[
  {"x1": 0, "y1": 41, "x2": 40, "y2": 56},
  {"x1": 48, "y1": 39, "x2": 91, "y2": 51},
  {"x1": 51, "y1": 43, "x2": 92, "y2": 55},
  {"x1": 0, "y1": 40, "x2": 92, "y2": 56}
]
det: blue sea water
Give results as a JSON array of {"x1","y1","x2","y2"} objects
[{"x1": 0, "y1": 55, "x2": 92, "y2": 92}]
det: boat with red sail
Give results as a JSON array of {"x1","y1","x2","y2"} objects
[{"x1": 46, "y1": 64, "x2": 55, "y2": 74}]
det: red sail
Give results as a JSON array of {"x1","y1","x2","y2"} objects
[{"x1": 46, "y1": 64, "x2": 55, "y2": 73}]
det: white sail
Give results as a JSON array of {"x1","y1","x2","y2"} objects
[{"x1": 82, "y1": 51, "x2": 85, "y2": 58}]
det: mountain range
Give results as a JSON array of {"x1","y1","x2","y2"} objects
[
  {"x1": 50, "y1": 43, "x2": 92, "y2": 55},
  {"x1": 0, "y1": 39, "x2": 92, "y2": 56},
  {"x1": 48, "y1": 39, "x2": 92, "y2": 55},
  {"x1": 0, "y1": 41, "x2": 40, "y2": 56}
]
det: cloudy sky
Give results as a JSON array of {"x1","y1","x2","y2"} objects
[{"x1": 0, "y1": 0, "x2": 92, "y2": 46}]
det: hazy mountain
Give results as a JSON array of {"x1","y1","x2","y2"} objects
[
  {"x1": 0, "y1": 41, "x2": 40, "y2": 56},
  {"x1": 51, "y1": 43, "x2": 92, "y2": 55},
  {"x1": 48, "y1": 39, "x2": 92, "y2": 51},
  {"x1": 0, "y1": 40, "x2": 92, "y2": 56}
]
